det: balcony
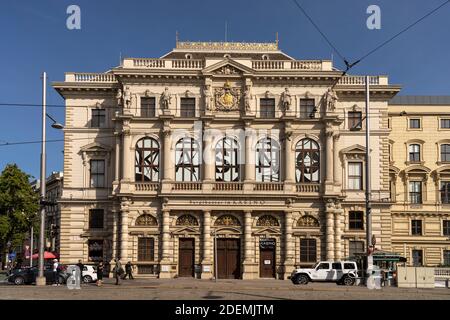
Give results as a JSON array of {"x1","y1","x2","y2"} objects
[
  {"x1": 213, "y1": 182, "x2": 244, "y2": 191},
  {"x1": 124, "y1": 58, "x2": 205, "y2": 70},
  {"x1": 134, "y1": 182, "x2": 159, "y2": 192},
  {"x1": 65, "y1": 72, "x2": 117, "y2": 83},
  {"x1": 172, "y1": 182, "x2": 202, "y2": 191},
  {"x1": 251, "y1": 60, "x2": 329, "y2": 71},
  {"x1": 296, "y1": 183, "x2": 320, "y2": 193},
  {"x1": 338, "y1": 75, "x2": 388, "y2": 86},
  {"x1": 254, "y1": 182, "x2": 284, "y2": 191}
]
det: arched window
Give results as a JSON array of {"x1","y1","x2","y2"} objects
[
  {"x1": 215, "y1": 137, "x2": 240, "y2": 182},
  {"x1": 214, "y1": 214, "x2": 241, "y2": 226},
  {"x1": 176, "y1": 214, "x2": 199, "y2": 226},
  {"x1": 135, "y1": 214, "x2": 158, "y2": 226},
  {"x1": 409, "y1": 144, "x2": 421, "y2": 162},
  {"x1": 256, "y1": 138, "x2": 280, "y2": 182},
  {"x1": 297, "y1": 215, "x2": 320, "y2": 228},
  {"x1": 135, "y1": 138, "x2": 160, "y2": 182},
  {"x1": 175, "y1": 137, "x2": 201, "y2": 181},
  {"x1": 295, "y1": 139, "x2": 320, "y2": 183},
  {"x1": 256, "y1": 215, "x2": 280, "y2": 226}
]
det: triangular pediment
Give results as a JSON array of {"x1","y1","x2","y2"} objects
[
  {"x1": 80, "y1": 142, "x2": 112, "y2": 153},
  {"x1": 253, "y1": 227, "x2": 282, "y2": 235},
  {"x1": 340, "y1": 144, "x2": 366, "y2": 154},
  {"x1": 202, "y1": 58, "x2": 254, "y2": 76},
  {"x1": 172, "y1": 227, "x2": 200, "y2": 235}
]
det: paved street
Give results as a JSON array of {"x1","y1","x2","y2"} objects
[{"x1": 1, "y1": 278, "x2": 449, "y2": 300}]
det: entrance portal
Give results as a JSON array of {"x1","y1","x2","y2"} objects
[
  {"x1": 178, "y1": 238, "x2": 195, "y2": 277},
  {"x1": 259, "y1": 238, "x2": 276, "y2": 278},
  {"x1": 217, "y1": 238, "x2": 240, "y2": 279}
]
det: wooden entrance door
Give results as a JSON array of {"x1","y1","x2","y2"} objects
[
  {"x1": 217, "y1": 238, "x2": 240, "y2": 279},
  {"x1": 259, "y1": 240, "x2": 276, "y2": 278},
  {"x1": 178, "y1": 238, "x2": 195, "y2": 277}
]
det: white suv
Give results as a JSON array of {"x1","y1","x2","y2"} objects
[{"x1": 290, "y1": 261, "x2": 358, "y2": 286}]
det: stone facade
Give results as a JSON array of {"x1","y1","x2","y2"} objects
[{"x1": 53, "y1": 40, "x2": 403, "y2": 279}]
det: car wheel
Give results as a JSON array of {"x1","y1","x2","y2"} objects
[
  {"x1": 83, "y1": 275, "x2": 92, "y2": 283},
  {"x1": 14, "y1": 276, "x2": 25, "y2": 285},
  {"x1": 294, "y1": 274, "x2": 309, "y2": 285},
  {"x1": 342, "y1": 276, "x2": 355, "y2": 286}
]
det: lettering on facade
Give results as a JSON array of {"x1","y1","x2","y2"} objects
[{"x1": 189, "y1": 200, "x2": 266, "y2": 206}]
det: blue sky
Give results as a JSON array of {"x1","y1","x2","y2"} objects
[{"x1": 0, "y1": 0, "x2": 449, "y2": 179}]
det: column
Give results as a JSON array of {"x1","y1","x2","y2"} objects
[
  {"x1": 333, "y1": 134, "x2": 341, "y2": 186},
  {"x1": 114, "y1": 135, "x2": 120, "y2": 182},
  {"x1": 201, "y1": 210, "x2": 213, "y2": 279},
  {"x1": 242, "y1": 210, "x2": 256, "y2": 279},
  {"x1": 122, "y1": 130, "x2": 132, "y2": 181},
  {"x1": 334, "y1": 202, "x2": 343, "y2": 260},
  {"x1": 120, "y1": 209, "x2": 129, "y2": 261},
  {"x1": 159, "y1": 209, "x2": 172, "y2": 278},
  {"x1": 283, "y1": 211, "x2": 294, "y2": 279},
  {"x1": 325, "y1": 124, "x2": 334, "y2": 185},
  {"x1": 244, "y1": 128, "x2": 255, "y2": 191},
  {"x1": 325, "y1": 202, "x2": 335, "y2": 260},
  {"x1": 203, "y1": 132, "x2": 214, "y2": 192},
  {"x1": 284, "y1": 129, "x2": 294, "y2": 183},
  {"x1": 163, "y1": 129, "x2": 174, "y2": 181},
  {"x1": 110, "y1": 209, "x2": 119, "y2": 277}
]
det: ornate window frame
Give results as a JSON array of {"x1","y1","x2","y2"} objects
[
  {"x1": 134, "y1": 137, "x2": 160, "y2": 182},
  {"x1": 175, "y1": 137, "x2": 201, "y2": 182},
  {"x1": 295, "y1": 138, "x2": 320, "y2": 183},
  {"x1": 215, "y1": 137, "x2": 241, "y2": 182},
  {"x1": 80, "y1": 142, "x2": 112, "y2": 189},
  {"x1": 255, "y1": 137, "x2": 281, "y2": 182},
  {"x1": 137, "y1": 90, "x2": 159, "y2": 118}
]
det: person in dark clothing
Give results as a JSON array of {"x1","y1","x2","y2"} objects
[
  {"x1": 76, "y1": 259, "x2": 84, "y2": 284},
  {"x1": 113, "y1": 259, "x2": 123, "y2": 285},
  {"x1": 124, "y1": 261, "x2": 134, "y2": 280},
  {"x1": 96, "y1": 261, "x2": 104, "y2": 286}
]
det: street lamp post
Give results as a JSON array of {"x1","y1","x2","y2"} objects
[
  {"x1": 365, "y1": 75, "x2": 373, "y2": 283},
  {"x1": 36, "y1": 72, "x2": 64, "y2": 286}
]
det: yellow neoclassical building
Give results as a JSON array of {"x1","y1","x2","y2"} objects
[
  {"x1": 52, "y1": 40, "x2": 449, "y2": 279},
  {"x1": 388, "y1": 96, "x2": 450, "y2": 267}
]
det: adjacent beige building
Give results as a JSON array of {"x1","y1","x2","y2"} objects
[
  {"x1": 388, "y1": 96, "x2": 450, "y2": 267},
  {"x1": 54, "y1": 40, "x2": 446, "y2": 280}
]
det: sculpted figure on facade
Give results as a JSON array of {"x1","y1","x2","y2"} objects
[
  {"x1": 116, "y1": 88, "x2": 123, "y2": 106},
  {"x1": 123, "y1": 86, "x2": 132, "y2": 109},
  {"x1": 280, "y1": 87, "x2": 292, "y2": 111},
  {"x1": 324, "y1": 88, "x2": 338, "y2": 112},
  {"x1": 244, "y1": 85, "x2": 252, "y2": 112},
  {"x1": 203, "y1": 85, "x2": 212, "y2": 111},
  {"x1": 161, "y1": 87, "x2": 172, "y2": 110}
]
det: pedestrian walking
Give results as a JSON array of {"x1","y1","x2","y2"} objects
[
  {"x1": 76, "y1": 259, "x2": 84, "y2": 284},
  {"x1": 96, "y1": 261, "x2": 104, "y2": 286},
  {"x1": 52, "y1": 258, "x2": 60, "y2": 286},
  {"x1": 113, "y1": 258, "x2": 123, "y2": 285},
  {"x1": 124, "y1": 261, "x2": 134, "y2": 280}
]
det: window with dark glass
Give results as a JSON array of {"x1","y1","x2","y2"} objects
[
  {"x1": 180, "y1": 98, "x2": 196, "y2": 117},
  {"x1": 295, "y1": 139, "x2": 320, "y2": 183},
  {"x1": 411, "y1": 219, "x2": 422, "y2": 235},
  {"x1": 175, "y1": 138, "x2": 201, "y2": 181},
  {"x1": 443, "y1": 220, "x2": 450, "y2": 236},
  {"x1": 441, "y1": 182, "x2": 450, "y2": 204},
  {"x1": 260, "y1": 98, "x2": 275, "y2": 118},
  {"x1": 300, "y1": 238, "x2": 317, "y2": 263},
  {"x1": 89, "y1": 209, "x2": 104, "y2": 229},
  {"x1": 91, "y1": 109, "x2": 106, "y2": 128},
  {"x1": 141, "y1": 97, "x2": 156, "y2": 117},
  {"x1": 348, "y1": 111, "x2": 362, "y2": 130},
  {"x1": 441, "y1": 119, "x2": 450, "y2": 129},
  {"x1": 409, "y1": 181, "x2": 422, "y2": 204},
  {"x1": 444, "y1": 250, "x2": 450, "y2": 266},
  {"x1": 332, "y1": 263, "x2": 342, "y2": 270},
  {"x1": 349, "y1": 211, "x2": 364, "y2": 230},
  {"x1": 90, "y1": 160, "x2": 105, "y2": 188},
  {"x1": 215, "y1": 137, "x2": 240, "y2": 182},
  {"x1": 348, "y1": 162, "x2": 363, "y2": 190},
  {"x1": 88, "y1": 240, "x2": 103, "y2": 262},
  {"x1": 409, "y1": 144, "x2": 421, "y2": 162},
  {"x1": 255, "y1": 138, "x2": 280, "y2": 182},
  {"x1": 412, "y1": 249, "x2": 423, "y2": 266},
  {"x1": 441, "y1": 144, "x2": 450, "y2": 162},
  {"x1": 409, "y1": 118, "x2": 421, "y2": 129},
  {"x1": 138, "y1": 237, "x2": 155, "y2": 261},
  {"x1": 349, "y1": 241, "x2": 365, "y2": 257},
  {"x1": 300, "y1": 99, "x2": 315, "y2": 119},
  {"x1": 135, "y1": 138, "x2": 160, "y2": 182}
]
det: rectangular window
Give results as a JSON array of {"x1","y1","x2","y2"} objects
[
  {"x1": 441, "y1": 182, "x2": 450, "y2": 204},
  {"x1": 89, "y1": 209, "x2": 104, "y2": 229},
  {"x1": 444, "y1": 250, "x2": 450, "y2": 266},
  {"x1": 88, "y1": 240, "x2": 104, "y2": 262},
  {"x1": 260, "y1": 98, "x2": 276, "y2": 118},
  {"x1": 300, "y1": 99, "x2": 315, "y2": 119},
  {"x1": 443, "y1": 220, "x2": 450, "y2": 236},
  {"x1": 409, "y1": 118, "x2": 421, "y2": 129},
  {"x1": 349, "y1": 211, "x2": 364, "y2": 230},
  {"x1": 441, "y1": 119, "x2": 450, "y2": 129},
  {"x1": 348, "y1": 111, "x2": 362, "y2": 130},
  {"x1": 349, "y1": 241, "x2": 365, "y2": 257},
  {"x1": 411, "y1": 219, "x2": 422, "y2": 235},
  {"x1": 409, "y1": 144, "x2": 421, "y2": 162},
  {"x1": 138, "y1": 237, "x2": 155, "y2": 261},
  {"x1": 412, "y1": 249, "x2": 423, "y2": 266},
  {"x1": 332, "y1": 262, "x2": 342, "y2": 270},
  {"x1": 348, "y1": 162, "x2": 363, "y2": 190},
  {"x1": 441, "y1": 144, "x2": 450, "y2": 162},
  {"x1": 91, "y1": 109, "x2": 106, "y2": 128},
  {"x1": 90, "y1": 160, "x2": 105, "y2": 188},
  {"x1": 180, "y1": 98, "x2": 196, "y2": 117},
  {"x1": 409, "y1": 181, "x2": 422, "y2": 204},
  {"x1": 300, "y1": 238, "x2": 317, "y2": 263},
  {"x1": 141, "y1": 97, "x2": 156, "y2": 118}
]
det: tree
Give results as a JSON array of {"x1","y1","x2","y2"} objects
[{"x1": 0, "y1": 164, "x2": 39, "y2": 267}]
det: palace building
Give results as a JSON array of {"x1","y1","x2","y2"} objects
[{"x1": 53, "y1": 40, "x2": 447, "y2": 279}]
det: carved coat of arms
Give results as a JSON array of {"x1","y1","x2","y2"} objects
[{"x1": 214, "y1": 80, "x2": 241, "y2": 111}]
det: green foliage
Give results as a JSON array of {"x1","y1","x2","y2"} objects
[{"x1": 0, "y1": 164, "x2": 39, "y2": 250}]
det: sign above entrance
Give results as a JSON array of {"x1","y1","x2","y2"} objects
[{"x1": 259, "y1": 238, "x2": 276, "y2": 249}]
